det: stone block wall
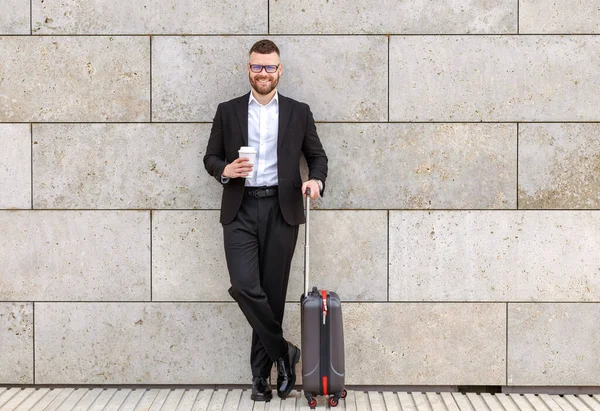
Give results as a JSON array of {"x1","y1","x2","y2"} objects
[{"x1": 1, "y1": 0, "x2": 599, "y2": 386}]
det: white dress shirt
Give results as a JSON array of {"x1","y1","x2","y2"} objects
[{"x1": 246, "y1": 91, "x2": 279, "y2": 187}]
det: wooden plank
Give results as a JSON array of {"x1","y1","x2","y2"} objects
[
  {"x1": 253, "y1": 398, "x2": 267, "y2": 411},
  {"x1": 344, "y1": 390, "x2": 357, "y2": 411},
  {"x1": 176, "y1": 389, "x2": 201, "y2": 411},
  {"x1": 266, "y1": 391, "x2": 281, "y2": 411},
  {"x1": 281, "y1": 390, "x2": 297, "y2": 411},
  {"x1": 207, "y1": 389, "x2": 227, "y2": 411},
  {"x1": 117, "y1": 389, "x2": 146, "y2": 411},
  {"x1": 549, "y1": 395, "x2": 577, "y2": 411},
  {"x1": 0, "y1": 388, "x2": 20, "y2": 409},
  {"x1": 368, "y1": 392, "x2": 383, "y2": 411},
  {"x1": 564, "y1": 395, "x2": 593, "y2": 411},
  {"x1": 105, "y1": 388, "x2": 133, "y2": 411},
  {"x1": 160, "y1": 389, "x2": 186, "y2": 411},
  {"x1": 191, "y1": 389, "x2": 216, "y2": 411},
  {"x1": 88, "y1": 388, "x2": 119, "y2": 411},
  {"x1": 397, "y1": 392, "x2": 417, "y2": 411},
  {"x1": 523, "y1": 393, "x2": 551, "y2": 411},
  {"x1": 354, "y1": 391, "x2": 369, "y2": 411},
  {"x1": 479, "y1": 393, "x2": 504, "y2": 411},
  {"x1": 495, "y1": 393, "x2": 520, "y2": 411},
  {"x1": 43, "y1": 387, "x2": 76, "y2": 411},
  {"x1": 508, "y1": 393, "x2": 536, "y2": 411},
  {"x1": 450, "y1": 392, "x2": 474, "y2": 411},
  {"x1": 0, "y1": 388, "x2": 37, "y2": 411},
  {"x1": 538, "y1": 394, "x2": 567, "y2": 411},
  {"x1": 131, "y1": 388, "x2": 160, "y2": 411},
  {"x1": 578, "y1": 395, "x2": 600, "y2": 411},
  {"x1": 222, "y1": 389, "x2": 242, "y2": 410},
  {"x1": 71, "y1": 388, "x2": 103, "y2": 411},
  {"x1": 14, "y1": 388, "x2": 52, "y2": 411},
  {"x1": 426, "y1": 392, "x2": 451, "y2": 411},
  {"x1": 439, "y1": 392, "x2": 461, "y2": 411},
  {"x1": 29, "y1": 389, "x2": 63, "y2": 411},
  {"x1": 412, "y1": 392, "x2": 431, "y2": 410},
  {"x1": 237, "y1": 390, "x2": 254, "y2": 411},
  {"x1": 466, "y1": 393, "x2": 490, "y2": 411},
  {"x1": 382, "y1": 392, "x2": 400, "y2": 411},
  {"x1": 146, "y1": 389, "x2": 171, "y2": 411}
]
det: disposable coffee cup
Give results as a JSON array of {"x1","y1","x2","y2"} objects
[{"x1": 238, "y1": 146, "x2": 257, "y2": 179}]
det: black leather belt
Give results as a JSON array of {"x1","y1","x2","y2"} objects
[{"x1": 245, "y1": 186, "x2": 278, "y2": 198}]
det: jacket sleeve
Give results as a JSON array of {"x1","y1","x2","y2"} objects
[
  {"x1": 203, "y1": 103, "x2": 229, "y2": 184},
  {"x1": 302, "y1": 104, "x2": 328, "y2": 195}
]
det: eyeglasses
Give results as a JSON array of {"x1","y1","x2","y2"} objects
[{"x1": 249, "y1": 64, "x2": 280, "y2": 73}]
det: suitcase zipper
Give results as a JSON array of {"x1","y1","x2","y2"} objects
[{"x1": 320, "y1": 290, "x2": 330, "y2": 396}]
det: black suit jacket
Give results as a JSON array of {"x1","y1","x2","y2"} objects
[{"x1": 204, "y1": 92, "x2": 328, "y2": 225}]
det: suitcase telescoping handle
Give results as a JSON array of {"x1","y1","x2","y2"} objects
[{"x1": 304, "y1": 188, "x2": 311, "y2": 297}]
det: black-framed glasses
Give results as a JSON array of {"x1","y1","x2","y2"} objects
[{"x1": 249, "y1": 64, "x2": 280, "y2": 73}]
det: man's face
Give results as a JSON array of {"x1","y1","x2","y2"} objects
[{"x1": 248, "y1": 51, "x2": 282, "y2": 96}]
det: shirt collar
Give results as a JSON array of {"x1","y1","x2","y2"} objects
[{"x1": 249, "y1": 90, "x2": 279, "y2": 107}]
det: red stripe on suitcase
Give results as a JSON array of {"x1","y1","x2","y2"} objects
[{"x1": 322, "y1": 376, "x2": 328, "y2": 395}]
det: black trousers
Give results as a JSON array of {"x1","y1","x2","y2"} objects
[{"x1": 223, "y1": 192, "x2": 299, "y2": 378}]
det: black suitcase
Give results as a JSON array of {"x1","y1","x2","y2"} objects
[{"x1": 301, "y1": 189, "x2": 346, "y2": 409}]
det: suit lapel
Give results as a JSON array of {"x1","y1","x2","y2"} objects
[
  {"x1": 278, "y1": 93, "x2": 291, "y2": 149},
  {"x1": 235, "y1": 92, "x2": 250, "y2": 146}
]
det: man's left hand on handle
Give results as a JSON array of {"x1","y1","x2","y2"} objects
[{"x1": 302, "y1": 179, "x2": 321, "y2": 200}]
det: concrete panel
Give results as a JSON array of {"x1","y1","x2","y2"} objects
[
  {"x1": 32, "y1": 0, "x2": 266, "y2": 34},
  {"x1": 0, "y1": 124, "x2": 31, "y2": 209},
  {"x1": 153, "y1": 36, "x2": 387, "y2": 122},
  {"x1": 390, "y1": 36, "x2": 600, "y2": 121},
  {"x1": 288, "y1": 211, "x2": 388, "y2": 302},
  {"x1": 0, "y1": 303, "x2": 33, "y2": 384},
  {"x1": 520, "y1": 0, "x2": 600, "y2": 33},
  {"x1": 152, "y1": 211, "x2": 230, "y2": 301},
  {"x1": 389, "y1": 211, "x2": 600, "y2": 301},
  {"x1": 271, "y1": 0, "x2": 516, "y2": 34},
  {"x1": 0, "y1": 36, "x2": 149, "y2": 122},
  {"x1": 35, "y1": 302, "x2": 301, "y2": 384},
  {"x1": 33, "y1": 124, "x2": 220, "y2": 209},
  {"x1": 0, "y1": 0, "x2": 29, "y2": 34},
  {"x1": 0, "y1": 211, "x2": 150, "y2": 301},
  {"x1": 314, "y1": 123, "x2": 516, "y2": 209},
  {"x1": 345, "y1": 303, "x2": 506, "y2": 385},
  {"x1": 508, "y1": 303, "x2": 600, "y2": 385},
  {"x1": 519, "y1": 123, "x2": 600, "y2": 209}
]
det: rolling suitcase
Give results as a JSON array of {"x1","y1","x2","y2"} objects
[{"x1": 301, "y1": 188, "x2": 347, "y2": 409}]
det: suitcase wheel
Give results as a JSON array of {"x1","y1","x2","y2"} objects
[
  {"x1": 307, "y1": 397, "x2": 317, "y2": 408},
  {"x1": 329, "y1": 396, "x2": 339, "y2": 407},
  {"x1": 341, "y1": 389, "x2": 347, "y2": 399}
]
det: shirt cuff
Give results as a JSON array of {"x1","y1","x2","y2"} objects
[{"x1": 221, "y1": 176, "x2": 230, "y2": 184}]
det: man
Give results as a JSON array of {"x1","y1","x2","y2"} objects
[{"x1": 203, "y1": 39, "x2": 328, "y2": 401}]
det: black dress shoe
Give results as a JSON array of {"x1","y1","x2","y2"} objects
[
  {"x1": 251, "y1": 376, "x2": 272, "y2": 402},
  {"x1": 276, "y1": 342, "x2": 301, "y2": 398}
]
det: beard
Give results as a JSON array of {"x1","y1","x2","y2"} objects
[{"x1": 249, "y1": 74, "x2": 279, "y2": 96}]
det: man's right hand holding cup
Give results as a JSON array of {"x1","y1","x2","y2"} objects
[{"x1": 223, "y1": 157, "x2": 254, "y2": 179}]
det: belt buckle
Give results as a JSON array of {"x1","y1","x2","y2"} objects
[{"x1": 249, "y1": 188, "x2": 261, "y2": 198}]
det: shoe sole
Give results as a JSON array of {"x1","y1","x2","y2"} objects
[
  {"x1": 251, "y1": 394, "x2": 272, "y2": 402},
  {"x1": 278, "y1": 347, "x2": 301, "y2": 399}
]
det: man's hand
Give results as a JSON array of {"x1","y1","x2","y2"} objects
[
  {"x1": 223, "y1": 157, "x2": 253, "y2": 179},
  {"x1": 302, "y1": 180, "x2": 321, "y2": 200}
]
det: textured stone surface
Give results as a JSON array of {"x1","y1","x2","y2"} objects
[
  {"x1": 0, "y1": 0, "x2": 29, "y2": 34},
  {"x1": 314, "y1": 123, "x2": 516, "y2": 209},
  {"x1": 153, "y1": 210, "x2": 386, "y2": 302},
  {"x1": 519, "y1": 123, "x2": 600, "y2": 209},
  {"x1": 508, "y1": 303, "x2": 600, "y2": 385},
  {"x1": 0, "y1": 124, "x2": 31, "y2": 209},
  {"x1": 32, "y1": 0, "x2": 265, "y2": 34},
  {"x1": 390, "y1": 36, "x2": 600, "y2": 121},
  {"x1": 520, "y1": 0, "x2": 600, "y2": 33},
  {"x1": 0, "y1": 303, "x2": 33, "y2": 384},
  {"x1": 153, "y1": 36, "x2": 387, "y2": 122},
  {"x1": 345, "y1": 303, "x2": 506, "y2": 385},
  {"x1": 288, "y1": 211, "x2": 388, "y2": 302},
  {"x1": 35, "y1": 302, "x2": 300, "y2": 384},
  {"x1": 0, "y1": 36, "x2": 149, "y2": 122},
  {"x1": 0, "y1": 211, "x2": 150, "y2": 301},
  {"x1": 152, "y1": 211, "x2": 230, "y2": 301},
  {"x1": 33, "y1": 124, "x2": 220, "y2": 209},
  {"x1": 271, "y1": 0, "x2": 516, "y2": 34},
  {"x1": 389, "y1": 211, "x2": 600, "y2": 301}
]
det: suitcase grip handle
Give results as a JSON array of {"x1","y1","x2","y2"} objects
[{"x1": 304, "y1": 188, "x2": 310, "y2": 296}]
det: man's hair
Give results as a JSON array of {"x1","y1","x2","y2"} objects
[{"x1": 249, "y1": 39, "x2": 280, "y2": 57}]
